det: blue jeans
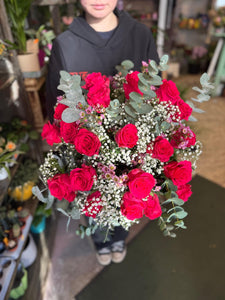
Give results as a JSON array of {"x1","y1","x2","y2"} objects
[{"x1": 92, "y1": 225, "x2": 129, "y2": 251}]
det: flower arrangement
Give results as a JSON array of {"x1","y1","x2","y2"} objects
[{"x1": 33, "y1": 56, "x2": 213, "y2": 238}]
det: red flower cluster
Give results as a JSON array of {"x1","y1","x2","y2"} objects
[
  {"x1": 82, "y1": 72, "x2": 111, "y2": 112},
  {"x1": 123, "y1": 71, "x2": 144, "y2": 99},
  {"x1": 147, "y1": 136, "x2": 174, "y2": 162},
  {"x1": 115, "y1": 124, "x2": 138, "y2": 148},
  {"x1": 47, "y1": 164, "x2": 96, "y2": 203},
  {"x1": 156, "y1": 79, "x2": 192, "y2": 121},
  {"x1": 83, "y1": 191, "x2": 103, "y2": 218},
  {"x1": 170, "y1": 126, "x2": 196, "y2": 149},
  {"x1": 42, "y1": 105, "x2": 101, "y2": 157},
  {"x1": 121, "y1": 192, "x2": 162, "y2": 220}
]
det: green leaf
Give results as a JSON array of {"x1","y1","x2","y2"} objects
[
  {"x1": 70, "y1": 207, "x2": 80, "y2": 220},
  {"x1": 176, "y1": 210, "x2": 188, "y2": 219},
  {"x1": 61, "y1": 108, "x2": 80, "y2": 123},
  {"x1": 148, "y1": 60, "x2": 158, "y2": 76},
  {"x1": 162, "y1": 197, "x2": 184, "y2": 206},
  {"x1": 124, "y1": 104, "x2": 137, "y2": 119},
  {"x1": 161, "y1": 121, "x2": 171, "y2": 131},
  {"x1": 149, "y1": 75, "x2": 162, "y2": 86},
  {"x1": 85, "y1": 227, "x2": 91, "y2": 236},
  {"x1": 60, "y1": 70, "x2": 73, "y2": 82},
  {"x1": 121, "y1": 60, "x2": 134, "y2": 70},
  {"x1": 57, "y1": 208, "x2": 69, "y2": 217},
  {"x1": 32, "y1": 186, "x2": 46, "y2": 203}
]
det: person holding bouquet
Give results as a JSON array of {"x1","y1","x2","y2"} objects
[{"x1": 46, "y1": 0, "x2": 159, "y2": 266}]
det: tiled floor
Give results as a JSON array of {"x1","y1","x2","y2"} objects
[{"x1": 41, "y1": 75, "x2": 225, "y2": 300}]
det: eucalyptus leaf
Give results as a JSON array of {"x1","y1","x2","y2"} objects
[
  {"x1": 32, "y1": 186, "x2": 47, "y2": 203},
  {"x1": 59, "y1": 70, "x2": 72, "y2": 82},
  {"x1": 85, "y1": 227, "x2": 91, "y2": 236},
  {"x1": 167, "y1": 206, "x2": 184, "y2": 214},
  {"x1": 149, "y1": 75, "x2": 162, "y2": 86},
  {"x1": 188, "y1": 115, "x2": 198, "y2": 122},
  {"x1": 176, "y1": 210, "x2": 188, "y2": 219},
  {"x1": 121, "y1": 60, "x2": 134, "y2": 70},
  {"x1": 45, "y1": 191, "x2": 55, "y2": 210},
  {"x1": 70, "y1": 207, "x2": 80, "y2": 220},
  {"x1": 62, "y1": 108, "x2": 81, "y2": 123},
  {"x1": 124, "y1": 104, "x2": 137, "y2": 118},
  {"x1": 161, "y1": 121, "x2": 171, "y2": 131},
  {"x1": 57, "y1": 208, "x2": 69, "y2": 217},
  {"x1": 148, "y1": 60, "x2": 159, "y2": 76}
]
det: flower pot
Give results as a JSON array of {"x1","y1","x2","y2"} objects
[
  {"x1": 17, "y1": 52, "x2": 40, "y2": 73},
  {"x1": 10, "y1": 265, "x2": 28, "y2": 299},
  {"x1": 8, "y1": 181, "x2": 35, "y2": 201},
  {"x1": 20, "y1": 234, "x2": 37, "y2": 268},
  {"x1": 31, "y1": 216, "x2": 46, "y2": 234},
  {"x1": 0, "y1": 167, "x2": 8, "y2": 181},
  {"x1": 26, "y1": 39, "x2": 39, "y2": 54}
]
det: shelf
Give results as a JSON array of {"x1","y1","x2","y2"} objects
[{"x1": 0, "y1": 215, "x2": 33, "y2": 300}]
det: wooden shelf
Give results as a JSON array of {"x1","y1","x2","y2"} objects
[{"x1": 0, "y1": 215, "x2": 33, "y2": 300}]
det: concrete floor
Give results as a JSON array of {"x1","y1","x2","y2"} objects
[{"x1": 41, "y1": 75, "x2": 225, "y2": 300}]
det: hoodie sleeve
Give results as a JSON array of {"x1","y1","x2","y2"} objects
[{"x1": 46, "y1": 39, "x2": 66, "y2": 123}]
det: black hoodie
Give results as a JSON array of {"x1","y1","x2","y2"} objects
[{"x1": 46, "y1": 9, "x2": 159, "y2": 121}]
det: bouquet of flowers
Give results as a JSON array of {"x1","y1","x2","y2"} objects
[{"x1": 33, "y1": 55, "x2": 213, "y2": 238}]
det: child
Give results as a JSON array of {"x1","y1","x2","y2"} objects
[{"x1": 46, "y1": 0, "x2": 159, "y2": 265}]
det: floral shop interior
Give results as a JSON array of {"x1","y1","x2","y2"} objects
[{"x1": 0, "y1": 0, "x2": 225, "y2": 299}]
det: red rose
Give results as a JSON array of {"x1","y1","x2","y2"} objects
[
  {"x1": 74, "y1": 128, "x2": 101, "y2": 156},
  {"x1": 63, "y1": 189, "x2": 76, "y2": 203},
  {"x1": 177, "y1": 184, "x2": 192, "y2": 202},
  {"x1": 123, "y1": 71, "x2": 143, "y2": 99},
  {"x1": 83, "y1": 73, "x2": 111, "y2": 112},
  {"x1": 115, "y1": 124, "x2": 138, "y2": 148},
  {"x1": 54, "y1": 103, "x2": 68, "y2": 120},
  {"x1": 83, "y1": 191, "x2": 103, "y2": 218},
  {"x1": 41, "y1": 121, "x2": 61, "y2": 146},
  {"x1": 156, "y1": 79, "x2": 180, "y2": 103},
  {"x1": 144, "y1": 194, "x2": 162, "y2": 220},
  {"x1": 150, "y1": 136, "x2": 174, "y2": 162},
  {"x1": 70, "y1": 164, "x2": 96, "y2": 191},
  {"x1": 82, "y1": 72, "x2": 107, "y2": 89},
  {"x1": 174, "y1": 98, "x2": 192, "y2": 121},
  {"x1": 164, "y1": 160, "x2": 192, "y2": 186},
  {"x1": 60, "y1": 121, "x2": 79, "y2": 144},
  {"x1": 170, "y1": 126, "x2": 196, "y2": 149},
  {"x1": 87, "y1": 84, "x2": 111, "y2": 112},
  {"x1": 128, "y1": 169, "x2": 156, "y2": 199},
  {"x1": 47, "y1": 173, "x2": 71, "y2": 200},
  {"x1": 121, "y1": 192, "x2": 146, "y2": 220}
]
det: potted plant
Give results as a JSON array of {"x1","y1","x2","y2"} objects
[
  {"x1": 4, "y1": 0, "x2": 40, "y2": 73},
  {"x1": 8, "y1": 159, "x2": 39, "y2": 202},
  {"x1": 25, "y1": 24, "x2": 55, "y2": 66},
  {"x1": 0, "y1": 136, "x2": 19, "y2": 180},
  {"x1": 31, "y1": 203, "x2": 52, "y2": 234}
]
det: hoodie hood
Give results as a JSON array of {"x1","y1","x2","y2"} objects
[{"x1": 68, "y1": 9, "x2": 136, "y2": 48}]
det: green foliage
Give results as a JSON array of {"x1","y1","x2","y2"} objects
[
  {"x1": 4, "y1": 0, "x2": 32, "y2": 53},
  {"x1": 32, "y1": 203, "x2": 52, "y2": 227},
  {"x1": 115, "y1": 60, "x2": 134, "y2": 76},
  {"x1": 10, "y1": 159, "x2": 39, "y2": 188},
  {"x1": 57, "y1": 71, "x2": 86, "y2": 123},
  {"x1": 32, "y1": 185, "x2": 55, "y2": 210},
  {"x1": 158, "y1": 180, "x2": 188, "y2": 237},
  {"x1": 187, "y1": 73, "x2": 214, "y2": 121},
  {"x1": 106, "y1": 99, "x2": 123, "y2": 120}
]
